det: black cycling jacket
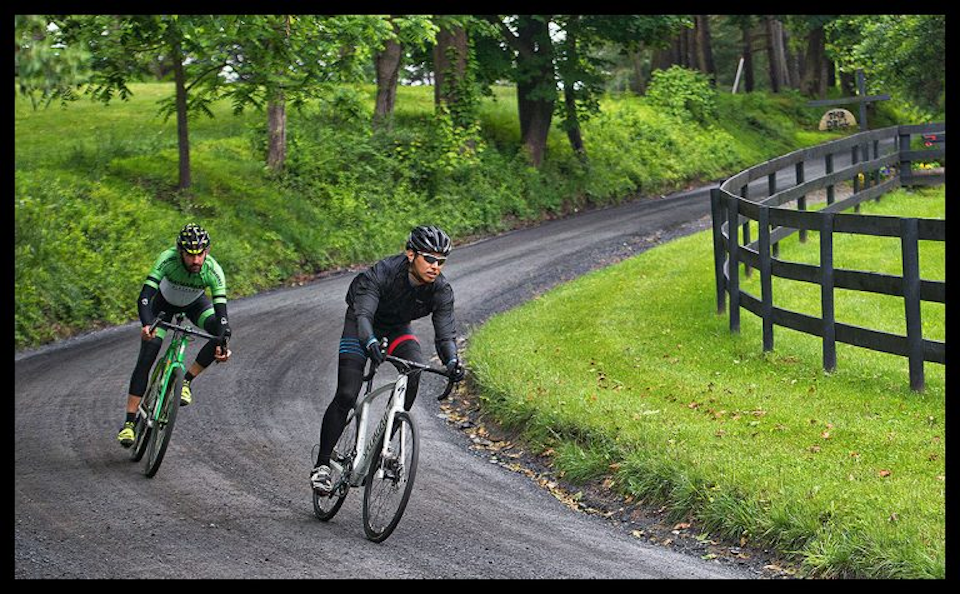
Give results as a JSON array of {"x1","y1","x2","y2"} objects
[{"x1": 346, "y1": 253, "x2": 458, "y2": 363}]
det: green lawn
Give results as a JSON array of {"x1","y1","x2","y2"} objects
[{"x1": 467, "y1": 186, "x2": 945, "y2": 579}]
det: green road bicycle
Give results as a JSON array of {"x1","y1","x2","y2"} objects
[
  {"x1": 313, "y1": 347, "x2": 459, "y2": 543},
  {"x1": 129, "y1": 312, "x2": 226, "y2": 478}
]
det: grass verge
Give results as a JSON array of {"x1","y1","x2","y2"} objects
[{"x1": 466, "y1": 186, "x2": 945, "y2": 578}]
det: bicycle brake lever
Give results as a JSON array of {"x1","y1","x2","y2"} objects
[
  {"x1": 149, "y1": 312, "x2": 166, "y2": 334},
  {"x1": 437, "y1": 378, "x2": 455, "y2": 401}
]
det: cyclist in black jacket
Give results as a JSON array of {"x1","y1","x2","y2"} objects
[{"x1": 311, "y1": 225, "x2": 465, "y2": 493}]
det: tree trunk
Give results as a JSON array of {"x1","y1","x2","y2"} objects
[
  {"x1": 433, "y1": 24, "x2": 476, "y2": 153},
  {"x1": 563, "y1": 83, "x2": 584, "y2": 159},
  {"x1": 627, "y1": 47, "x2": 647, "y2": 95},
  {"x1": 266, "y1": 15, "x2": 290, "y2": 173},
  {"x1": 517, "y1": 77, "x2": 553, "y2": 168},
  {"x1": 800, "y1": 25, "x2": 827, "y2": 98},
  {"x1": 741, "y1": 24, "x2": 755, "y2": 92},
  {"x1": 765, "y1": 16, "x2": 785, "y2": 93},
  {"x1": 783, "y1": 25, "x2": 799, "y2": 89},
  {"x1": 171, "y1": 36, "x2": 191, "y2": 192},
  {"x1": 695, "y1": 15, "x2": 716, "y2": 83},
  {"x1": 373, "y1": 23, "x2": 402, "y2": 129},
  {"x1": 561, "y1": 20, "x2": 585, "y2": 160},
  {"x1": 266, "y1": 94, "x2": 286, "y2": 172},
  {"x1": 433, "y1": 25, "x2": 468, "y2": 115},
  {"x1": 839, "y1": 70, "x2": 855, "y2": 96},
  {"x1": 651, "y1": 43, "x2": 676, "y2": 72},
  {"x1": 514, "y1": 16, "x2": 555, "y2": 168},
  {"x1": 680, "y1": 27, "x2": 695, "y2": 68}
]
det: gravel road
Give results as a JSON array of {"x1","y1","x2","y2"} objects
[{"x1": 16, "y1": 183, "x2": 778, "y2": 579}]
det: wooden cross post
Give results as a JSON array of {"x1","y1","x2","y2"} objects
[{"x1": 807, "y1": 69, "x2": 890, "y2": 132}]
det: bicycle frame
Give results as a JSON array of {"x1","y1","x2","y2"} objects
[
  {"x1": 140, "y1": 315, "x2": 191, "y2": 426},
  {"x1": 139, "y1": 312, "x2": 221, "y2": 425},
  {"x1": 341, "y1": 372, "x2": 409, "y2": 487},
  {"x1": 313, "y1": 352, "x2": 458, "y2": 539}
]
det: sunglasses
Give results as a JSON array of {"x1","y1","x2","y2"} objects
[{"x1": 418, "y1": 252, "x2": 448, "y2": 266}]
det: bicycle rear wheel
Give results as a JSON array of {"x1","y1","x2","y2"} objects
[
  {"x1": 313, "y1": 414, "x2": 357, "y2": 521},
  {"x1": 362, "y1": 411, "x2": 419, "y2": 543},
  {"x1": 143, "y1": 368, "x2": 182, "y2": 478}
]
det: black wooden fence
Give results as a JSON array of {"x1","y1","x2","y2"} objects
[{"x1": 710, "y1": 123, "x2": 945, "y2": 391}]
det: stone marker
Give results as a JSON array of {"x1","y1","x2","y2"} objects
[{"x1": 818, "y1": 108, "x2": 857, "y2": 131}]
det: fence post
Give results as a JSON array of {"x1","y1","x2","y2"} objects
[
  {"x1": 899, "y1": 130, "x2": 913, "y2": 186},
  {"x1": 710, "y1": 188, "x2": 727, "y2": 315},
  {"x1": 759, "y1": 205, "x2": 774, "y2": 352},
  {"x1": 727, "y1": 194, "x2": 741, "y2": 333},
  {"x1": 796, "y1": 161, "x2": 807, "y2": 243},
  {"x1": 852, "y1": 145, "x2": 861, "y2": 213},
  {"x1": 768, "y1": 172, "x2": 779, "y2": 257},
  {"x1": 901, "y1": 217, "x2": 925, "y2": 391},
  {"x1": 825, "y1": 153, "x2": 835, "y2": 205},
  {"x1": 872, "y1": 139, "x2": 881, "y2": 193},
  {"x1": 820, "y1": 213, "x2": 836, "y2": 372},
  {"x1": 740, "y1": 185, "x2": 751, "y2": 277}
]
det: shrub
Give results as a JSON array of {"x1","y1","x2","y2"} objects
[{"x1": 646, "y1": 66, "x2": 718, "y2": 123}]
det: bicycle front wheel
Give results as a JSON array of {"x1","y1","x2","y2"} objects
[
  {"x1": 143, "y1": 368, "x2": 182, "y2": 478},
  {"x1": 362, "y1": 411, "x2": 419, "y2": 543},
  {"x1": 129, "y1": 386, "x2": 156, "y2": 463},
  {"x1": 313, "y1": 414, "x2": 358, "y2": 521}
]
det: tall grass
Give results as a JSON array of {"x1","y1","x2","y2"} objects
[{"x1": 467, "y1": 186, "x2": 945, "y2": 579}]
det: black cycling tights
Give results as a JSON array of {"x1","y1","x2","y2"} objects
[{"x1": 315, "y1": 316, "x2": 423, "y2": 467}]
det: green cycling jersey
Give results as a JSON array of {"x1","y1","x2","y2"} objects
[{"x1": 144, "y1": 247, "x2": 227, "y2": 307}]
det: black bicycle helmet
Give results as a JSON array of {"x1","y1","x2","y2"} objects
[
  {"x1": 177, "y1": 223, "x2": 211, "y2": 255},
  {"x1": 406, "y1": 225, "x2": 452, "y2": 256}
]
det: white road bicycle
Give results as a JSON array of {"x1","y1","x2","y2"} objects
[{"x1": 313, "y1": 346, "x2": 458, "y2": 543}]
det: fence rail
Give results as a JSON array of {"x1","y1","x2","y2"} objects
[{"x1": 710, "y1": 123, "x2": 945, "y2": 390}]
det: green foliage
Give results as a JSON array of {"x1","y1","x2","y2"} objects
[
  {"x1": 826, "y1": 15, "x2": 945, "y2": 115},
  {"x1": 16, "y1": 82, "x2": 844, "y2": 348},
  {"x1": 645, "y1": 66, "x2": 718, "y2": 123},
  {"x1": 15, "y1": 15, "x2": 91, "y2": 109}
]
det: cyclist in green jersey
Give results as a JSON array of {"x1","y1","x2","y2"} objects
[{"x1": 116, "y1": 223, "x2": 232, "y2": 447}]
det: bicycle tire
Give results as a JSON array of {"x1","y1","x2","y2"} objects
[
  {"x1": 313, "y1": 413, "x2": 358, "y2": 521},
  {"x1": 131, "y1": 360, "x2": 168, "y2": 462},
  {"x1": 362, "y1": 411, "x2": 419, "y2": 543},
  {"x1": 143, "y1": 367, "x2": 182, "y2": 478},
  {"x1": 129, "y1": 386, "x2": 155, "y2": 463}
]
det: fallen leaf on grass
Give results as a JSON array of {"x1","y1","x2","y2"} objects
[{"x1": 879, "y1": 469, "x2": 892, "y2": 478}]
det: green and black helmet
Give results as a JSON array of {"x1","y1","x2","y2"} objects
[{"x1": 177, "y1": 223, "x2": 211, "y2": 255}]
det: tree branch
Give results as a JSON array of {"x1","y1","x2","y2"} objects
[{"x1": 481, "y1": 15, "x2": 532, "y2": 59}]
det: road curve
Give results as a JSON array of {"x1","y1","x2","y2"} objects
[{"x1": 16, "y1": 185, "x2": 758, "y2": 579}]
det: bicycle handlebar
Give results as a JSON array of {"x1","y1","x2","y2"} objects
[
  {"x1": 150, "y1": 312, "x2": 227, "y2": 345},
  {"x1": 364, "y1": 353, "x2": 461, "y2": 401}
]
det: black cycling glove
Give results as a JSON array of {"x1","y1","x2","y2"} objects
[
  {"x1": 446, "y1": 358, "x2": 465, "y2": 382},
  {"x1": 365, "y1": 336, "x2": 385, "y2": 364}
]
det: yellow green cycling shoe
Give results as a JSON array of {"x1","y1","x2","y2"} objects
[
  {"x1": 180, "y1": 380, "x2": 192, "y2": 406},
  {"x1": 117, "y1": 421, "x2": 135, "y2": 448}
]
